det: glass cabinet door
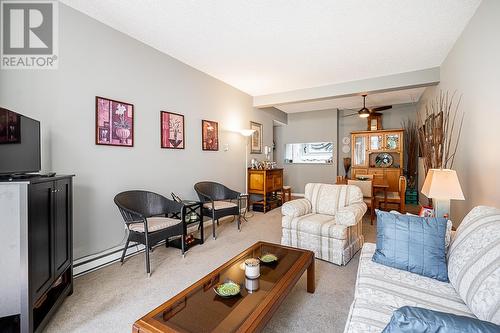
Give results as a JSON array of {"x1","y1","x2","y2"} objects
[
  {"x1": 370, "y1": 134, "x2": 383, "y2": 150},
  {"x1": 353, "y1": 134, "x2": 367, "y2": 167},
  {"x1": 385, "y1": 133, "x2": 401, "y2": 150}
]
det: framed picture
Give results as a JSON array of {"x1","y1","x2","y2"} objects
[
  {"x1": 202, "y1": 119, "x2": 218, "y2": 151},
  {"x1": 0, "y1": 108, "x2": 21, "y2": 144},
  {"x1": 161, "y1": 111, "x2": 185, "y2": 149},
  {"x1": 419, "y1": 205, "x2": 434, "y2": 217},
  {"x1": 250, "y1": 121, "x2": 262, "y2": 154},
  {"x1": 96, "y1": 96, "x2": 134, "y2": 147}
]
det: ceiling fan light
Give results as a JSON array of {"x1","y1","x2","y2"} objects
[{"x1": 359, "y1": 109, "x2": 370, "y2": 118}]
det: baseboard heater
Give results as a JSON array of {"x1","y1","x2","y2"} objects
[{"x1": 73, "y1": 241, "x2": 165, "y2": 277}]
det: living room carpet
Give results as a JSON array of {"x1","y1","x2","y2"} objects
[{"x1": 44, "y1": 208, "x2": 376, "y2": 333}]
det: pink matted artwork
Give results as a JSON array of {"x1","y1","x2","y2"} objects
[
  {"x1": 161, "y1": 111, "x2": 185, "y2": 149},
  {"x1": 95, "y1": 96, "x2": 134, "y2": 147}
]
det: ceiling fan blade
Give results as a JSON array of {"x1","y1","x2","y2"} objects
[
  {"x1": 342, "y1": 112, "x2": 359, "y2": 118},
  {"x1": 370, "y1": 112, "x2": 383, "y2": 116},
  {"x1": 370, "y1": 105, "x2": 392, "y2": 112}
]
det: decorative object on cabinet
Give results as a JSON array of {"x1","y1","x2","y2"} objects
[
  {"x1": 202, "y1": 120, "x2": 219, "y2": 151},
  {"x1": 417, "y1": 90, "x2": 464, "y2": 177},
  {"x1": 351, "y1": 129, "x2": 404, "y2": 192},
  {"x1": 375, "y1": 152, "x2": 393, "y2": 167},
  {"x1": 421, "y1": 169, "x2": 464, "y2": 218},
  {"x1": 343, "y1": 157, "x2": 351, "y2": 178},
  {"x1": 250, "y1": 121, "x2": 263, "y2": 154},
  {"x1": 248, "y1": 168, "x2": 283, "y2": 213},
  {"x1": 0, "y1": 175, "x2": 74, "y2": 333},
  {"x1": 96, "y1": 96, "x2": 134, "y2": 147},
  {"x1": 160, "y1": 111, "x2": 184, "y2": 149},
  {"x1": 367, "y1": 114, "x2": 382, "y2": 131}
]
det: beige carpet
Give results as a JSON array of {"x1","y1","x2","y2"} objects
[{"x1": 44, "y1": 208, "x2": 376, "y2": 333}]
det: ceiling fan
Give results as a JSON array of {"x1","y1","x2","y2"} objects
[{"x1": 343, "y1": 94, "x2": 392, "y2": 118}]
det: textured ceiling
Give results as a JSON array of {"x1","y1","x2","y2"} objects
[
  {"x1": 275, "y1": 87, "x2": 425, "y2": 113},
  {"x1": 61, "y1": 0, "x2": 480, "y2": 96}
]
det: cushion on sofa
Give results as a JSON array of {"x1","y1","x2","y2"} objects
[
  {"x1": 282, "y1": 213, "x2": 347, "y2": 239},
  {"x1": 304, "y1": 183, "x2": 363, "y2": 215},
  {"x1": 382, "y1": 306, "x2": 500, "y2": 333},
  {"x1": 373, "y1": 210, "x2": 449, "y2": 282},
  {"x1": 344, "y1": 243, "x2": 474, "y2": 333},
  {"x1": 447, "y1": 206, "x2": 500, "y2": 324}
]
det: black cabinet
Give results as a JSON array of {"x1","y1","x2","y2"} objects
[{"x1": 25, "y1": 176, "x2": 74, "y2": 332}]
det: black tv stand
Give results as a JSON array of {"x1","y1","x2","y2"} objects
[{"x1": 0, "y1": 173, "x2": 41, "y2": 181}]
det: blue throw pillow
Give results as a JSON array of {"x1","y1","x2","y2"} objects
[
  {"x1": 372, "y1": 210, "x2": 449, "y2": 281},
  {"x1": 382, "y1": 306, "x2": 500, "y2": 333}
]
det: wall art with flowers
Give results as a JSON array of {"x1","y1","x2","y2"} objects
[
  {"x1": 96, "y1": 96, "x2": 134, "y2": 147},
  {"x1": 161, "y1": 111, "x2": 184, "y2": 149}
]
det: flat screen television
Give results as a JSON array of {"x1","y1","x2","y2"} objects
[{"x1": 0, "y1": 108, "x2": 41, "y2": 175}]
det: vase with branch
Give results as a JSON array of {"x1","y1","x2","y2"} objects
[
  {"x1": 417, "y1": 90, "x2": 464, "y2": 205},
  {"x1": 402, "y1": 118, "x2": 418, "y2": 190},
  {"x1": 113, "y1": 104, "x2": 131, "y2": 144}
]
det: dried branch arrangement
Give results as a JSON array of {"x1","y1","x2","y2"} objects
[
  {"x1": 417, "y1": 90, "x2": 464, "y2": 176},
  {"x1": 402, "y1": 118, "x2": 418, "y2": 189}
]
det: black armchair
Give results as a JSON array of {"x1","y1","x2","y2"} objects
[
  {"x1": 114, "y1": 190, "x2": 185, "y2": 276},
  {"x1": 194, "y1": 182, "x2": 242, "y2": 240}
]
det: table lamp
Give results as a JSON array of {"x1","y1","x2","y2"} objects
[{"x1": 421, "y1": 169, "x2": 464, "y2": 218}]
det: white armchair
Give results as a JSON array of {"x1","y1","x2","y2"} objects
[{"x1": 281, "y1": 183, "x2": 367, "y2": 265}]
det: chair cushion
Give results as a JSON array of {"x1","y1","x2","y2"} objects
[
  {"x1": 129, "y1": 217, "x2": 181, "y2": 233},
  {"x1": 203, "y1": 200, "x2": 238, "y2": 210},
  {"x1": 282, "y1": 213, "x2": 347, "y2": 240},
  {"x1": 363, "y1": 198, "x2": 372, "y2": 206},
  {"x1": 382, "y1": 306, "x2": 500, "y2": 333},
  {"x1": 372, "y1": 210, "x2": 449, "y2": 282},
  {"x1": 447, "y1": 206, "x2": 500, "y2": 324},
  {"x1": 282, "y1": 185, "x2": 291, "y2": 190}
]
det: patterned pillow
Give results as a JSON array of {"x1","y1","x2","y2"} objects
[
  {"x1": 373, "y1": 210, "x2": 449, "y2": 282},
  {"x1": 447, "y1": 206, "x2": 500, "y2": 324}
]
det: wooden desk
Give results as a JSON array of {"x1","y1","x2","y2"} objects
[{"x1": 247, "y1": 168, "x2": 283, "y2": 213}]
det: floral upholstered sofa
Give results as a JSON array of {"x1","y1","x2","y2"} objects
[
  {"x1": 344, "y1": 206, "x2": 500, "y2": 332},
  {"x1": 281, "y1": 183, "x2": 367, "y2": 265}
]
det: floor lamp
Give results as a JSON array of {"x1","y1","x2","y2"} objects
[
  {"x1": 240, "y1": 129, "x2": 255, "y2": 221},
  {"x1": 240, "y1": 129, "x2": 255, "y2": 194}
]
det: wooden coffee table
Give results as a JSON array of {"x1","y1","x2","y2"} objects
[{"x1": 132, "y1": 241, "x2": 315, "y2": 333}]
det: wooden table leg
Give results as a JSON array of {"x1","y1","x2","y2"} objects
[
  {"x1": 307, "y1": 257, "x2": 315, "y2": 293},
  {"x1": 384, "y1": 189, "x2": 388, "y2": 211}
]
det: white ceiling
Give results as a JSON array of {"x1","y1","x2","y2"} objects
[
  {"x1": 276, "y1": 87, "x2": 426, "y2": 113},
  {"x1": 61, "y1": 0, "x2": 480, "y2": 96}
]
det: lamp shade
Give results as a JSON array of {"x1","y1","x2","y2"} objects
[
  {"x1": 240, "y1": 129, "x2": 255, "y2": 137},
  {"x1": 421, "y1": 169, "x2": 465, "y2": 200}
]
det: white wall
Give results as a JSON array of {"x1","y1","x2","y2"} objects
[
  {"x1": 274, "y1": 109, "x2": 337, "y2": 192},
  {"x1": 417, "y1": 0, "x2": 500, "y2": 222},
  {"x1": 0, "y1": 4, "x2": 285, "y2": 259},
  {"x1": 337, "y1": 104, "x2": 417, "y2": 176}
]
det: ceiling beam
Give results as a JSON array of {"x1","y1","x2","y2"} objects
[{"x1": 253, "y1": 67, "x2": 440, "y2": 108}]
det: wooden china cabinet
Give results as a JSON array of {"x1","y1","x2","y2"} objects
[{"x1": 351, "y1": 129, "x2": 404, "y2": 192}]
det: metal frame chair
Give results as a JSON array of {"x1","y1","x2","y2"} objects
[
  {"x1": 114, "y1": 190, "x2": 185, "y2": 276},
  {"x1": 194, "y1": 181, "x2": 242, "y2": 240}
]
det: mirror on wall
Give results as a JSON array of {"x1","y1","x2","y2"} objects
[{"x1": 284, "y1": 142, "x2": 334, "y2": 164}]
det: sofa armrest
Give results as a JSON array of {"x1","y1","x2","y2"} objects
[
  {"x1": 336, "y1": 202, "x2": 367, "y2": 226},
  {"x1": 281, "y1": 198, "x2": 312, "y2": 218}
]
